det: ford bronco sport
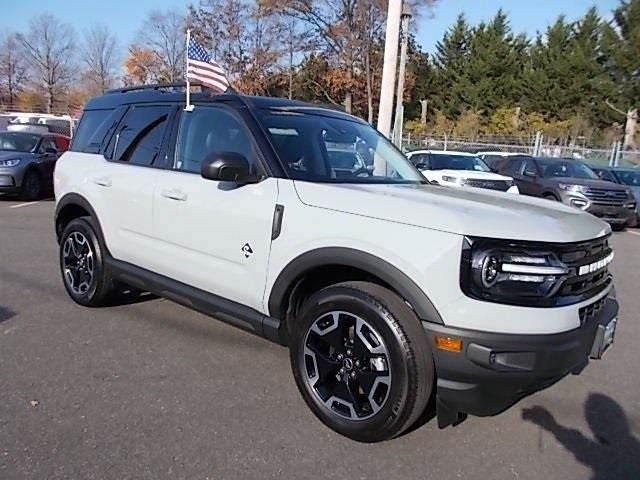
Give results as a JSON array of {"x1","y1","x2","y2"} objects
[{"x1": 54, "y1": 85, "x2": 619, "y2": 442}]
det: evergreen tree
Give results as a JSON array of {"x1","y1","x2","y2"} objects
[{"x1": 432, "y1": 14, "x2": 472, "y2": 118}]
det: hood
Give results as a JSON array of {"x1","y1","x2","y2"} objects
[
  {"x1": 0, "y1": 151, "x2": 35, "y2": 162},
  {"x1": 546, "y1": 177, "x2": 628, "y2": 190},
  {"x1": 294, "y1": 181, "x2": 609, "y2": 243},
  {"x1": 421, "y1": 169, "x2": 512, "y2": 181}
]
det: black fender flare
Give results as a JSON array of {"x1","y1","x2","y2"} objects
[
  {"x1": 268, "y1": 247, "x2": 443, "y2": 324},
  {"x1": 54, "y1": 193, "x2": 106, "y2": 246}
]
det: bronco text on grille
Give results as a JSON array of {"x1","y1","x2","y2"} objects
[{"x1": 465, "y1": 179, "x2": 511, "y2": 191}]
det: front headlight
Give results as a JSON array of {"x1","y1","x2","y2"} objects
[
  {"x1": 0, "y1": 158, "x2": 21, "y2": 167},
  {"x1": 460, "y1": 237, "x2": 569, "y2": 306},
  {"x1": 442, "y1": 175, "x2": 463, "y2": 184},
  {"x1": 558, "y1": 183, "x2": 585, "y2": 193}
]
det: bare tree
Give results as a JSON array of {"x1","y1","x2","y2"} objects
[
  {"x1": 0, "y1": 33, "x2": 27, "y2": 106},
  {"x1": 18, "y1": 14, "x2": 75, "y2": 113},
  {"x1": 82, "y1": 24, "x2": 119, "y2": 93},
  {"x1": 137, "y1": 9, "x2": 186, "y2": 83}
]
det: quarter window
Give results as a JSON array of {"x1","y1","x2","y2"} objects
[
  {"x1": 71, "y1": 109, "x2": 114, "y2": 153},
  {"x1": 175, "y1": 106, "x2": 258, "y2": 174}
]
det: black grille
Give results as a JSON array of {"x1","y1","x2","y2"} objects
[
  {"x1": 465, "y1": 179, "x2": 511, "y2": 191},
  {"x1": 554, "y1": 236, "x2": 612, "y2": 302},
  {"x1": 583, "y1": 187, "x2": 629, "y2": 206},
  {"x1": 579, "y1": 297, "x2": 606, "y2": 326}
]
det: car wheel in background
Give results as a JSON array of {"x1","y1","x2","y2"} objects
[
  {"x1": 20, "y1": 170, "x2": 43, "y2": 201},
  {"x1": 289, "y1": 281, "x2": 434, "y2": 442},
  {"x1": 543, "y1": 193, "x2": 558, "y2": 201},
  {"x1": 59, "y1": 217, "x2": 116, "y2": 307}
]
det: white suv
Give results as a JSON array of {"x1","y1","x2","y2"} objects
[
  {"x1": 406, "y1": 149, "x2": 520, "y2": 194},
  {"x1": 54, "y1": 86, "x2": 619, "y2": 442}
]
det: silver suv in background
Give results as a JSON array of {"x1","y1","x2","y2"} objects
[{"x1": 493, "y1": 155, "x2": 637, "y2": 229}]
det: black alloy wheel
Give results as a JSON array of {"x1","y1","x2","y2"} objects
[{"x1": 290, "y1": 281, "x2": 434, "y2": 442}]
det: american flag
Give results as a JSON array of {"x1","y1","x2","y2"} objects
[{"x1": 186, "y1": 37, "x2": 230, "y2": 93}]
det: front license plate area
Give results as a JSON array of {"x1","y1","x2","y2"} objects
[{"x1": 590, "y1": 318, "x2": 617, "y2": 359}]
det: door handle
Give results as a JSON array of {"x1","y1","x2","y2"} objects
[
  {"x1": 93, "y1": 176, "x2": 112, "y2": 187},
  {"x1": 160, "y1": 189, "x2": 188, "y2": 201}
]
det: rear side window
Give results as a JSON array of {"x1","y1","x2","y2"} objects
[
  {"x1": 112, "y1": 105, "x2": 172, "y2": 166},
  {"x1": 71, "y1": 109, "x2": 114, "y2": 153},
  {"x1": 500, "y1": 159, "x2": 522, "y2": 177}
]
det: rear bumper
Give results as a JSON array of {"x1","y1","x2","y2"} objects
[{"x1": 423, "y1": 294, "x2": 618, "y2": 426}]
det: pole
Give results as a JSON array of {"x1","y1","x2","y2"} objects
[
  {"x1": 393, "y1": 6, "x2": 411, "y2": 148},
  {"x1": 377, "y1": 0, "x2": 403, "y2": 138},
  {"x1": 184, "y1": 29, "x2": 194, "y2": 112}
]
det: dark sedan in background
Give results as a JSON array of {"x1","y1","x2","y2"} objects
[
  {"x1": 492, "y1": 155, "x2": 637, "y2": 229},
  {"x1": 0, "y1": 131, "x2": 69, "y2": 200},
  {"x1": 592, "y1": 166, "x2": 640, "y2": 226}
]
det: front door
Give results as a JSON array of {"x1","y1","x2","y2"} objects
[{"x1": 152, "y1": 105, "x2": 278, "y2": 312}]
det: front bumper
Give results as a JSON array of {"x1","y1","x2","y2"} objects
[
  {"x1": 423, "y1": 294, "x2": 618, "y2": 427},
  {"x1": 558, "y1": 191, "x2": 635, "y2": 225},
  {"x1": 0, "y1": 167, "x2": 23, "y2": 192}
]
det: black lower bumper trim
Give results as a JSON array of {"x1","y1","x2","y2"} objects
[{"x1": 423, "y1": 295, "x2": 618, "y2": 426}]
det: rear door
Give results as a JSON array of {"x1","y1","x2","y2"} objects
[
  {"x1": 151, "y1": 104, "x2": 278, "y2": 312},
  {"x1": 98, "y1": 104, "x2": 176, "y2": 266}
]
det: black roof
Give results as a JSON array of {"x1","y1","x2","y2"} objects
[{"x1": 86, "y1": 83, "x2": 363, "y2": 123}]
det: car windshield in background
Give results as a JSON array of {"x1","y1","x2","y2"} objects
[
  {"x1": 257, "y1": 109, "x2": 425, "y2": 184},
  {"x1": 429, "y1": 154, "x2": 491, "y2": 172},
  {"x1": 0, "y1": 132, "x2": 40, "y2": 152},
  {"x1": 616, "y1": 171, "x2": 640, "y2": 187},
  {"x1": 537, "y1": 159, "x2": 598, "y2": 179}
]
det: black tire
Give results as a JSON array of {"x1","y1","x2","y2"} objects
[
  {"x1": 289, "y1": 281, "x2": 434, "y2": 442},
  {"x1": 59, "y1": 217, "x2": 116, "y2": 307},
  {"x1": 543, "y1": 193, "x2": 558, "y2": 201},
  {"x1": 20, "y1": 170, "x2": 43, "y2": 201},
  {"x1": 611, "y1": 223, "x2": 626, "y2": 232}
]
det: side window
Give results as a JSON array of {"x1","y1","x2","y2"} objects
[
  {"x1": 175, "y1": 106, "x2": 258, "y2": 174},
  {"x1": 521, "y1": 159, "x2": 538, "y2": 177},
  {"x1": 71, "y1": 109, "x2": 114, "y2": 153},
  {"x1": 501, "y1": 159, "x2": 522, "y2": 177},
  {"x1": 411, "y1": 154, "x2": 430, "y2": 168},
  {"x1": 40, "y1": 138, "x2": 57, "y2": 153},
  {"x1": 113, "y1": 106, "x2": 171, "y2": 166}
]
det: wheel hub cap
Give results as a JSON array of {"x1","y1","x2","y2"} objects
[
  {"x1": 62, "y1": 232, "x2": 95, "y2": 295},
  {"x1": 302, "y1": 311, "x2": 392, "y2": 421}
]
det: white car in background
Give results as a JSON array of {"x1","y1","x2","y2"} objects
[{"x1": 406, "y1": 150, "x2": 520, "y2": 194}]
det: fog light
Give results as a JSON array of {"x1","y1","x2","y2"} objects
[{"x1": 435, "y1": 336, "x2": 463, "y2": 353}]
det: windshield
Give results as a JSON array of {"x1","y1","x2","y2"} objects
[
  {"x1": 257, "y1": 109, "x2": 425, "y2": 184},
  {"x1": 616, "y1": 170, "x2": 640, "y2": 187},
  {"x1": 537, "y1": 159, "x2": 598, "y2": 179},
  {"x1": 427, "y1": 154, "x2": 491, "y2": 172},
  {"x1": 0, "y1": 132, "x2": 40, "y2": 152}
]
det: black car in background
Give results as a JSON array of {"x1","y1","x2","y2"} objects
[
  {"x1": 0, "y1": 131, "x2": 70, "y2": 200},
  {"x1": 591, "y1": 166, "x2": 640, "y2": 226},
  {"x1": 493, "y1": 156, "x2": 637, "y2": 229}
]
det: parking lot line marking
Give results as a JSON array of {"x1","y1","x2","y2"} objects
[
  {"x1": 626, "y1": 230, "x2": 640, "y2": 237},
  {"x1": 9, "y1": 201, "x2": 41, "y2": 209}
]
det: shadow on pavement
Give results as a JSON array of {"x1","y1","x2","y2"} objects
[
  {"x1": 111, "y1": 285, "x2": 158, "y2": 306},
  {"x1": 0, "y1": 305, "x2": 16, "y2": 323},
  {"x1": 522, "y1": 393, "x2": 640, "y2": 480}
]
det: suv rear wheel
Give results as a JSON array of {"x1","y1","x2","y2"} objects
[
  {"x1": 289, "y1": 281, "x2": 433, "y2": 442},
  {"x1": 59, "y1": 217, "x2": 116, "y2": 307}
]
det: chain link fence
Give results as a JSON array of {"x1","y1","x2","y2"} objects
[{"x1": 401, "y1": 133, "x2": 640, "y2": 168}]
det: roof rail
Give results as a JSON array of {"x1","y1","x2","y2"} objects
[{"x1": 105, "y1": 83, "x2": 190, "y2": 95}]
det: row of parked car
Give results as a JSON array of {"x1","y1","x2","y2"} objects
[{"x1": 406, "y1": 149, "x2": 639, "y2": 230}]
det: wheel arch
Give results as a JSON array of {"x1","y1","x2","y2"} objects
[
  {"x1": 268, "y1": 247, "x2": 443, "y2": 331},
  {"x1": 55, "y1": 193, "x2": 106, "y2": 247}
]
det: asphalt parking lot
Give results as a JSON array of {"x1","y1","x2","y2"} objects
[{"x1": 1, "y1": 197, "x2": 639, "y2": 480}]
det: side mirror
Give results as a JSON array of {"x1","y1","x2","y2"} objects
[
  {"x1": 45, "y1": 147, "x2": 58, "y2": 156},
  {"x1": 201, "y1": 152, "x2": 251, "y2": 183}
]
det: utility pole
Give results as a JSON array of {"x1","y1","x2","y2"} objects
[
  {"x1": 420, "y1": 100, "x2": 428, "y2": 125},
  {"x1": 393, "y1": 5, "x2": 412, "y2": 147},
  {"x1": 377, "y1": 0, "x2": 403, "y2": 138}
]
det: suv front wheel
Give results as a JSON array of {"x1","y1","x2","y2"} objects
[
  {"x1": 290, "y1": 281, "x2": 434, "y2": 442},
  {"x1": 59, "y1": 217, "x2": 116, "y2": 307}
]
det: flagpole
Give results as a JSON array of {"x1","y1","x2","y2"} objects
[{"x1": 184, "y1": 29, "x2": 194, "y2": 112}]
